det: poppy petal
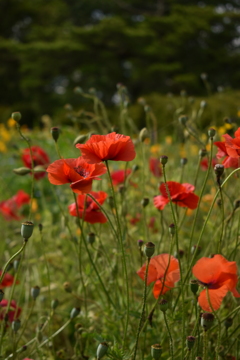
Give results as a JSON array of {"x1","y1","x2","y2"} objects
[{"x1": 198, "y1": 285, "x2": 229, "y2": 312}]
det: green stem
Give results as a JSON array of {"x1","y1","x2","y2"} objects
[
  {"x1": 203, "y1": 329, "x2": 207, "y2": 360},
  {"x1": 206, "y1": 288, "x2": 221, "y2": 360},
  {"x1": 217, "y1": 183, "x2": 225, "y2": 254},
  {"x1": 0, "y1": 241, "x2": 27, "y2": 285},
  {"x1": 163, "y1": 311, "x2": 174, "y2": 360}
]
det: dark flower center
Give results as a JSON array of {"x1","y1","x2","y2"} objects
[{"x1": 74, "y1": 167, "x2": 90, "y2": 178}]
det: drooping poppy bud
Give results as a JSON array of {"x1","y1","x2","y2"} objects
[{"x1": 11, "y1": 112, "x2": 22, "y2": 122}]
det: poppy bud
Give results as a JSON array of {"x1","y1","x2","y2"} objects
[
  {"x1": 169, "y1": 223, "x2": 175, "y2": 236},
  {"x1": 73, "y1": 134, "x2": 89, "y2": 146},
  {"x1": 159, "y1": 299, "x2": 168, "y2": 312},
  {"x1": 51, "y1": 127, "x2": 60, "y2": 142},
  {"x1": 31, "y1": 286, "x2": 40, "y2": 300},
  {"x1": 13, "y1": 167, "x2": 31, "y2": 176},
  {"x1": 200, "y1": 101, "x2": 207, "y2": 109},
  {"x1": 51, "y1": 299, "x2": 59, "y2": 310},
  {"x1": 0, "y1": 290, "x2": 4, "y2": 302},
  {"x1": 97, "y1": 342, "x2": 109, "y2": 359},
  {"x1": 144, "y1": 242, "x2": 155, "y2": 258},
  {"x1": 224, "y1": 317, "x2": 233, "y2": 329},
  {"x1": 70, "y1": 307, "x2": 80, "y2": 319},
  {"x1": 199, "y1": 149, "x2": 207, "y2": 158},
  {"x1": 63, "y1": 282, "x2": 72, "y2": 293},
  {"x1": 208, "y1": 128, "x2": 216, "y2": 138},
  {"x1": 12, "y1": 319, "x2": 21, "y2": 332},
  {"x1": 201, "y1": 313, "x2": 214, "y2": 331},
  {"x1": 141, "y1": 198, "x2": 149, "y2": 208},
  {"x1": 139, "y1": 128, "x2": 149, "y2": 142},
  {"x1": 180, "y1": 158, "x2": 188, "y2": 166},
  {"x1": 38, "y1": 223, "x2": 43, "y2": 232},
  {"x1": 74, "y1": 86, "x2": 83, "y2": 94},
  {"x1": 21, "y1": 221, "x2": 34, "y2": 240},
  {"x1": 190, "y1": 280, "x2": 199, "y2": 295},
  {"x1": 174, "y1": 249, "x2": 184, "y2": 259},
  {"x1": 118, "y1": 185, "x2": 126, "y2": 195},
  {"x1": 186, "y1": 336, "x2": 196, "y2": 350},
  {"x1": 160, "y1": 155, "x2": 168, "y2": 165},
  {"x1": 87, "y1": 233, "x2": 95, "y2": 245},
  {"x1": 132, "y1": 164, "x2": 139, "y2": 172},
  {"x1": 191, "y1": 245, "x2": 201, "y2": 255},
  {"x1": 151, "y1": 344, "x2": 162, "y2": 360},
  {"x1": 20, "y1": 345, "x2": 27, "y2": 353},
  {"x1": 11, "y1": 112, "x2": 22, "y2": 122},
  {"x1": 179, "y1": 115, "x2": 188, "y2": 126},
  {"x1": 138, "y1": 239, "x2": 144, "y2": 248},
  {"x1": 214, "y1": 164, "x2": 224, "y2": 178}
]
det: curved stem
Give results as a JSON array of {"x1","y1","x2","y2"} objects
[
  {"x1": 217, "y1": 183, "x2": 225, "y2": 254},
  {"x1": 163, "y1": 311, "x2": 174, "y2": 360}
]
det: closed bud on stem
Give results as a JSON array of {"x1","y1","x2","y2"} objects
[
  {"x1": 73, "y1": 134, "x2": 88, "y2": 146},
  {"x1": 0, "y1": 290, "x2": 4, "y2": 302},
  {"x1": 180, "y1": 158, "x2": 188, "y2": 166},
  {"x1": 31, "y1": 286, "x2": 40, "y2": 300},
  {"x1": 96, "y1": 342, "x2": 109, "y2": 360},
  {"x1": 144, "y1": 242, "x2": 155, "y2": 258},
  {"x1": 208, "y1": 128, "x2": 216, "y2": 138},
  {"x1": 201, "y1": 313, "x2": 215, "y2": 331},
  {"x1": 138, "y1": 239, "x2": 144, "y2": 248},
  {"x1": 38, "y1": 223, "x2": 43, "y2": 232},
  {"x1": 214, "y1": 164, "x2": 224, "y2": 178},
  {"x1": 51, "y1": 299, "x2": 59, "y2": 310},
  {"x1": 11, "y1": 112, "x2": 22, "y2": 122},
  {"x1": 151, "y1": 344, "x2": 162, "y2": 359},
  {"x1": 169, "y1": 223, "x2": 175, "y2": 236},
  {"x1": 70, "y1": 307, "x2": 80, "y2": 319},
  {"x1": 12, "y1": 319, "x2": 21, "y2": 332},
  {"x1": 199, "y1": 149, "x2": 207, "y2": 158},
  {"x1": 51, "y1": 127, "x2": 60, "y2": 142},
  {"x1": 159, "y1": 299, "x2": 168, "y2": 312},
  {"x1": 160, "y1": 155, "x2": 168, "y2": 165},
  {"x1": 141, "y1": 198, "x2": 149, "y2": 208},
  {"x1": 186, "y1": 336, "x2": 196, "y2": 350},
  {"x1": 63, "y1": 282, "x2": 72, "y2": 293},
  {"x1": 20, "y1": 345, "x2": 27, "y2": 353},
  {"x1": 224, "y1": 317, "x2": 233, "y2": 329},
  {"x1": 190, "y1": 280, "x2": 199, "y2": 295},
  {"x1": 178, "y1": 115, "x2": 188, "y2": 126},
  {"x1": 139, "y1": 127, "x2": 149, "y2": 142},
  {"x1": 132, "y1": 164, "x2": 139, "y2": 172},
  {"x1": 87, "y1": 233, "x2": 95, "y2": 245},
  {"x1": 13, "y1": 167, "x2": 31, "y2": 176},
  {"x1": 118, "y1": 184, "x2": 125, "y2": 195},
  {"x1": 174, "y1": 249, "x2": 184, "y2": 259},
  {"x1": 21, "y1": 221, "x2": 34, "y2": 240}
]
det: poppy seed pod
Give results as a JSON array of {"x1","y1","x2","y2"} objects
[
  {"x1": 199, "y1": 149, "x2": 207, "y2": 158},
  {"x1": 180, "y1": 158, "x2": 188, "y2": 166},
  {"x1": 144, "y1": 242, "x2": 155, "y2": 258},
  {"x1": 169, "y1": 223, "x2": 175, "y2": 236},
  {"x1": 13, "y1": 167, "x2": 31, "y2": 176},
  {"x1": 160, "y1": 155, "x2": 168, "y2": 165},
  {"x1": 11, "y1": 112, "x2": 22, "y2": 122},
  {"x1": 208, "y1": 128, "x2": 216, "y2": 138},
  {"x1": 87, "y1": 233, "x2": 95, "y2": 245},
  {"x1": 159, "y1": 299, "x2": 168, "y2": 312},
  {"x1": 51, "y1": 127, "x2": 60, "y2": 142},
  {"x1": 73, "y1": 134, "x2": 89, "y2": 146},
  {"x1": 141, "y1": 198, "x2": 149, "y2": 208},
  {"x1": 178, "y1": 115, "x2": 188, "y2": 126},
  {"x1": 63, "y1": 282, "x2": 72, "y2": 293},
  {"x1": 132, "y1": 164, "x2": 139, "y2": 172},
  {"x1": 224, "y1": 317, "x2": 233, "y2": 329},
  {"x1": 214, "y1": 164, "x2": 224, "y2": 178},
  {"x1": 31, "y1": 286, "x2": 40, "y2": 300},
  {"x1": 51, "y1": 299, "x2": 59, "y2": 310},
  {"x1": 151, "y1": 344, "x2": 162, "y2": 360},
  {"x1": 96, "y1": 342, "x2": 109, "y2": 359},
  {"x1": 70, "y1": 307, "x2": 80, "y2": 319},
  {"x1": 190, "y1": 280, "x2": 199, "y2": 295},
  {"x1": 12, "y1": 319, "x2": 21, "y2": 332},
  {"x1": 138, "y1": 239, "x2": 144, "y2": 248},
  {"x1": 21, "y1": 221, "x2": 34, "y2": 240},
  {"x1": 186, "y1": 336, "x2": 196, "y2": 350},
  {"x1": 139, "y1": 127, "x2": 149, "y2": 142},
  {"x1": 201, "y1": 313, "x2": 215, "y2": 331}
]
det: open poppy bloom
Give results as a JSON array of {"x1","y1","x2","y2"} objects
[
  {"x1": 76, "y1": 132, "x2": 136, "y2": 163},
  {"x1": 192, "y1": 255, "x2": 240, "y2": 312},
  {"x1": 214, "y1": 141, "x2": 239, "y2": 168},
  {"x1": 47, "y1": 157, "x2": 106, "y2": 194},
  {"x1": 111, "y1": 169, "x2": 132, "y2": 185},
  {"x1": 0, "y1": 190, "x2": 30, "y2": 220},
  {"x1": 0, "y1": 272, "x2": 18, "y2": 288},
  {"x1": 0, "y1": 299, "x2": 21, "y2": 322},
  {"x1": 68, "y1": 191, "x2": 108, "y2": 224},
  {"x1": 137, "y1": 254, "x2": 180, "y2": 298},
  {"x1": 149, "y1": 157, "x2": 162, "y2": 177},
  {"x1": 153, "y1": 181, "x2": 199, "y2": 211},
  {"x1": 22, "y1": 146, "x2": 50, "y2": 180}
]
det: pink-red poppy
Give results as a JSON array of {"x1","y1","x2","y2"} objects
[
  {"x1": 200, "y1": 157, "x2": 218, "y2": 171},
  {"x1": 214, "y1": 140, "x2": 239, "y2": 168},
  {"x1": 153, "y1": 181, "x2": 199, "y2": 211},
  {"x1": 0, "y1": 190, "x2": 30, "y2": 220},
  {"x1": 137, "y1": 254, "x2": 180, "y2": 298},
  {"x1": 0, "y1": 272, "x2": 17, "y2": 288},
  {"x1": 192, "y1": 255, "x2": 240, "y2": 312},
  {"x1": 68, "y1": 191, "x2": 108, "y2": 224},
  {"x1": 21, "y1": 146, "x2": 50, "y2": 180},
  {"x1": 149, "y1": 157, "x2": 162, "y2": 177},
  {"x1": 0, "y1": 299, "x2": 21, "y2": 322},
  {"x1": 222, "y1": 128, "x2": 240, "y2": 158},
  {"x1": 111, "y1": 169, "x2": 132, "y2": 185},
  {"x1": 76, "y1": 132, "x2": 136, "y2": 164},
  {"x1": 47, "y1": 157, "x2": 106, "y2": 194}
]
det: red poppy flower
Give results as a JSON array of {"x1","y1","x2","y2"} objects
[
  {"x1": 153, "y1": 182, "x2": 199, "y2": 211},
  {"x1": 149, "y1": 157, "x2": 162, "y2": 177},
  {"x1": 0, "y1": 299, "x2": 21, "y2": 322},
  {"x1": 200, "y1": 157, "x2": 218, "y2": 171},
  {"x1": 111, "y1": 169, "x2": 131, "y2": 185},
  {"x1": 129, "y1": 213, "x2": 141, "y2": 225},
  {"x1": 137, "y1": 254, "x2": 180, "y2": 298},
  {"x1": 47, "y1": 157, "x2": 106, "y2": 194},
  {"x1": 0, "y1": 272, "x2": 18, "y2": 288},
  {"x1": 222, "y1": 128, "x2": 240, "y2": 158},
  {"x1": 192, "y1": 255, "x2": 240, "y2": 312},
  {"x1": 76, "y1": 132, "x2": 136, "y2": 163},
  {"x1": 214, "y1": 141, "x2": 239, "y2": 169},
  {"x1": 68, "y1": 191, "x2": 108, "y2": 224},
  {"x1": 0, "y1": 190, "x2": 30, "y2": 220},
  {"x1": 22, "y1": 146, "x2": 50, "y2": 180}
]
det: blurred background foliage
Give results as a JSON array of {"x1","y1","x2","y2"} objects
[{"x1": 1, "y1": 0, "x2": 240, "y2": 127}]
